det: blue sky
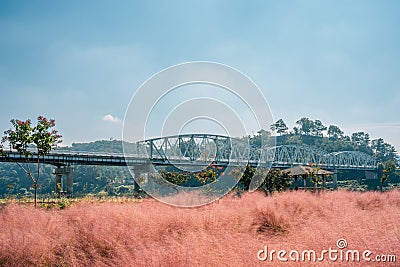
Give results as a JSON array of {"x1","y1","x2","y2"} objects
[{"x1": 0, "y1": 0, "x2": 399, "y2": 151}]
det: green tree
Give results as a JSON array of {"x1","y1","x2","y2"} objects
[
  {"x1": 285, "y1": 135, "x2": 302, "y2": 145},
  {"x1": 231, "y1": 164, "x2": 255, "y2": 191},
  {"x1": 1, "y1": 116, "x2": 62, "y2": 207},
  {"x1": 294, "y1": 117, "x2": 314, "y2": 135},
  {"x1": 372, "y1": 138, "x2": 397, "y2": 162},
  {"x1": 306, "y1": 166, "x2": 322, "y2": 191},
  {"x1": 262, "y1": 169, "x2": 291, "y2": 195},
  {"x1": 160, "y1": 170, "x2": 190, "y2": 185},
  {"x1": 379, "y1": 160, "x2": 396, "y2": 192},
  {"x1": 351, "y1": 132, "x2": 370, "y2": 147},
  {"x1": 270, "y1": 119, "x2": 288, "y2": 135},
  {"x1": 312, "y1": 120, "x2": 327, "y2": 137},
  {"x1": 327, "y1": 125, "x2": 344, "y2": 139},
  {"x1": 272, "y1": 169, "x2": 291, "y2": 192},
  {"x1": 194, "y1": 168, "x2": 217, "y2": 185},
  {"x1": 230, "y1": 166, "x2": 291, "y2": 194}
]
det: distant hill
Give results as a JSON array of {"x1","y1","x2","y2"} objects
[{"x1": 58, "y1": 140, "x2": 139, "y2": 154}]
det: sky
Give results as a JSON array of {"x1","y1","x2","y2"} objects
[{"x1": 0, "y1": 0, "x2": 399, "y2": 151}]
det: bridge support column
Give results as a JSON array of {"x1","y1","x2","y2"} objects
[
  {"x1": 53, "y1": 166, "x2": 73, "y2": 197},
  {"x1": 132, "y1": 164, "x2": 152, "y2": 192},
  {"x1": 365, "y1": 171, "x2": 377, "y2": 180},
  {"x1": 332, "y1": 172, "x2": 338, "y2": 190},
  {"x1": 55, "y1": 173, "x2": 62, "y2": 194},
  {"x1": 66, "y1": 166, "x2": 73, "y2": 196},
  {"x1": 133, "y1": 169, "x2": 141, "y2": 192}
]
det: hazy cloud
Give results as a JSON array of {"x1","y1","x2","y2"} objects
[{"x1": 102, "y1": 114, "x2": 121, "y2": 123}]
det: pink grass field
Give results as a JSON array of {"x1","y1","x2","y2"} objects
[{"x1": 0, "y1": 190, "x2": 399, "y2": 266}]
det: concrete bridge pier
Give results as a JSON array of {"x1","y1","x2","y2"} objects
[
  {"x1": 53, "y1": 166, "x2": 73, "y2": 197},
  {"x1": 332, "y1": 170, "x2": 338, "y2": 190},
  {"x1": 133, "y1": 169, "x2": 141, "y2": 192},
  {"x1": 132, "y1": 164, "x2": 152, "y2": 192},
  {"x1": 365, "y1": 170, "x2": 377, "y2": 180}
]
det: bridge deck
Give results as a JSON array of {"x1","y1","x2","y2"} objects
[{"x1": 0, "y1": 150, "x2": 376, "y2": 170}]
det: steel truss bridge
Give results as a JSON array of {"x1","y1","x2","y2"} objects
[
  {"x1": 0, "y1": 134, "x2": 377, "y2": 195},
  {"x1": 0, "y1": 134, "x2": 377, "y2": 170}
]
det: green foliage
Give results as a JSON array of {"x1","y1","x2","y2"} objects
[
  {"x1": 231, "y1": 164, "x2": 257, "y2": 190},
  {"x1": 372, "y1": 138, "x2": 397, "y2": 163},
  {"x1": 60, "y1": 140, "x2": 140, "y2": 154},
  {"x1": 31, "y1": 197, "x2": 74, "y2": 210},
  {"x1": 379, "y1": 160, "x2": 396, "y2": 191},
  {"x1": 247, "y1": 130, "x2": 274, "y2": 150},
  {"x1": 160, "y1": 170, "x2": 190, "y2": 185},
  {"x1": 270, "y1": 119, "x2": 288, "y2": 135},
  {"x1": 194, "y1": 168, "x2": 217, "y2": 185},
  {"x1": 312, "y1": 120, "x2": 327, "y2": 137},
  {"x1": 273, "y1": 117, "x2": 398, "y2": 164},
  {"x1": 1, "y1": 116, "x2": 62, "y2": 207},
  {"x1": 294, "y1": 117, "x2": 315, "y2": 135},
  {"x1": 0, "y1": 140, "x2": 5, "y2": 156},
  {"x1": 274, "y1": 117, "x2": 398, "y2": 164},
  {"x1": 327, "y1": 125, "x2": 344, "y2": 139},
  {"x1": 262, "y1": 169, "x2": 292, "y2": 195},
  {"x1": 351, "y1": 132, "x2": 370, "y2": 147},
  {"x1": 306, "y1": 166, "x2": 322, "y2": 188},
  {"x1": 2, "y1": 119, "x2": 33, "y2": 157},
  {"x1": 231, "y1": 165, "x2": 291, "y2": 194}
]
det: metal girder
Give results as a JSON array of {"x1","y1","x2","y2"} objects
[
  {"x1": 266, "y1": 145, "x2": 376, "y2": 170},
  {"x1": 322, "y1": 151, "x2": 376, "y2": 169},
  {"x1": 0, "y1": 134, "x2": 378, "y2": 170},
  {"x1": 138, "y1": 136, "x2": 377, "y2": 169},
  {"x1": 266, "y1": 145, "x2": 327, "y2": 166},
  {"x1": 140, "y1": 134, "x2": 249, "y2": 166}
]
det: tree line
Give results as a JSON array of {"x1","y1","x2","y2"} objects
[{"x1": 269, "y1": 117, "x2": 398, "y2": 163}]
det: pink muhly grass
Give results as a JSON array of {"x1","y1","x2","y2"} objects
[{"x1": 0, "y1": 190, "x2": 399, "y2": 266}]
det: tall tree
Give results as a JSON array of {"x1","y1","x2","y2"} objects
[
  {"x1": 372, "y1": 138, "x2": 397, "y2": 162},
  {"x1": 312, "y1": 120, "x2": 327, "y2": 137},
  {"x1": 378, "y1": 160, "x2": 396, "y2": 192},
  {"x1": 1, "y1": 116, "x2": 62, "y2": 207},
  {"x1": 230, "y1": 166, "x2": 291, "y2": 194},
  {"x1": 327, "y1": 125, "x2": 344, "y2": 139},
  {"x1": 230, "y1": 164, "x2": 255, "y2": 191},
  {"x1": 270, "y1": 119, "x2": 288, "y2": 135},
  {"x1": 351, "y1": 132, "x2": 370, "y2": 147},
  {"x1": 295, "y1": 117, "x2": 314, "y2": 135}
]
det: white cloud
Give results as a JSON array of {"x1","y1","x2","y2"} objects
[{"x1": 102, "y1": 114, "x2": 122, "y2": 123}]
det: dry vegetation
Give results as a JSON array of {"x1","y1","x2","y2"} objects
[{"x1": 0, "y1": 190, "x2": 399, "y2": 266}]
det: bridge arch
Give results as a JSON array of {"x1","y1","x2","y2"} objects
[{"x1": 140, "y1": 134, "x2": 253, "y2": 165}]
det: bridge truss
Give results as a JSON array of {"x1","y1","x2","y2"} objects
[
  {"x1": 140, "y1": 134, "x2": 377, "y2": 170},
  {"x1": 265, "y1": 145, "x2": 376, "y2": 170},
  {"x1": 0, "y1": 134, "x2": 377, "y2": 170},
  {"x1": 139, "y1": 134, "x2": 256, "y2": 167}
]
